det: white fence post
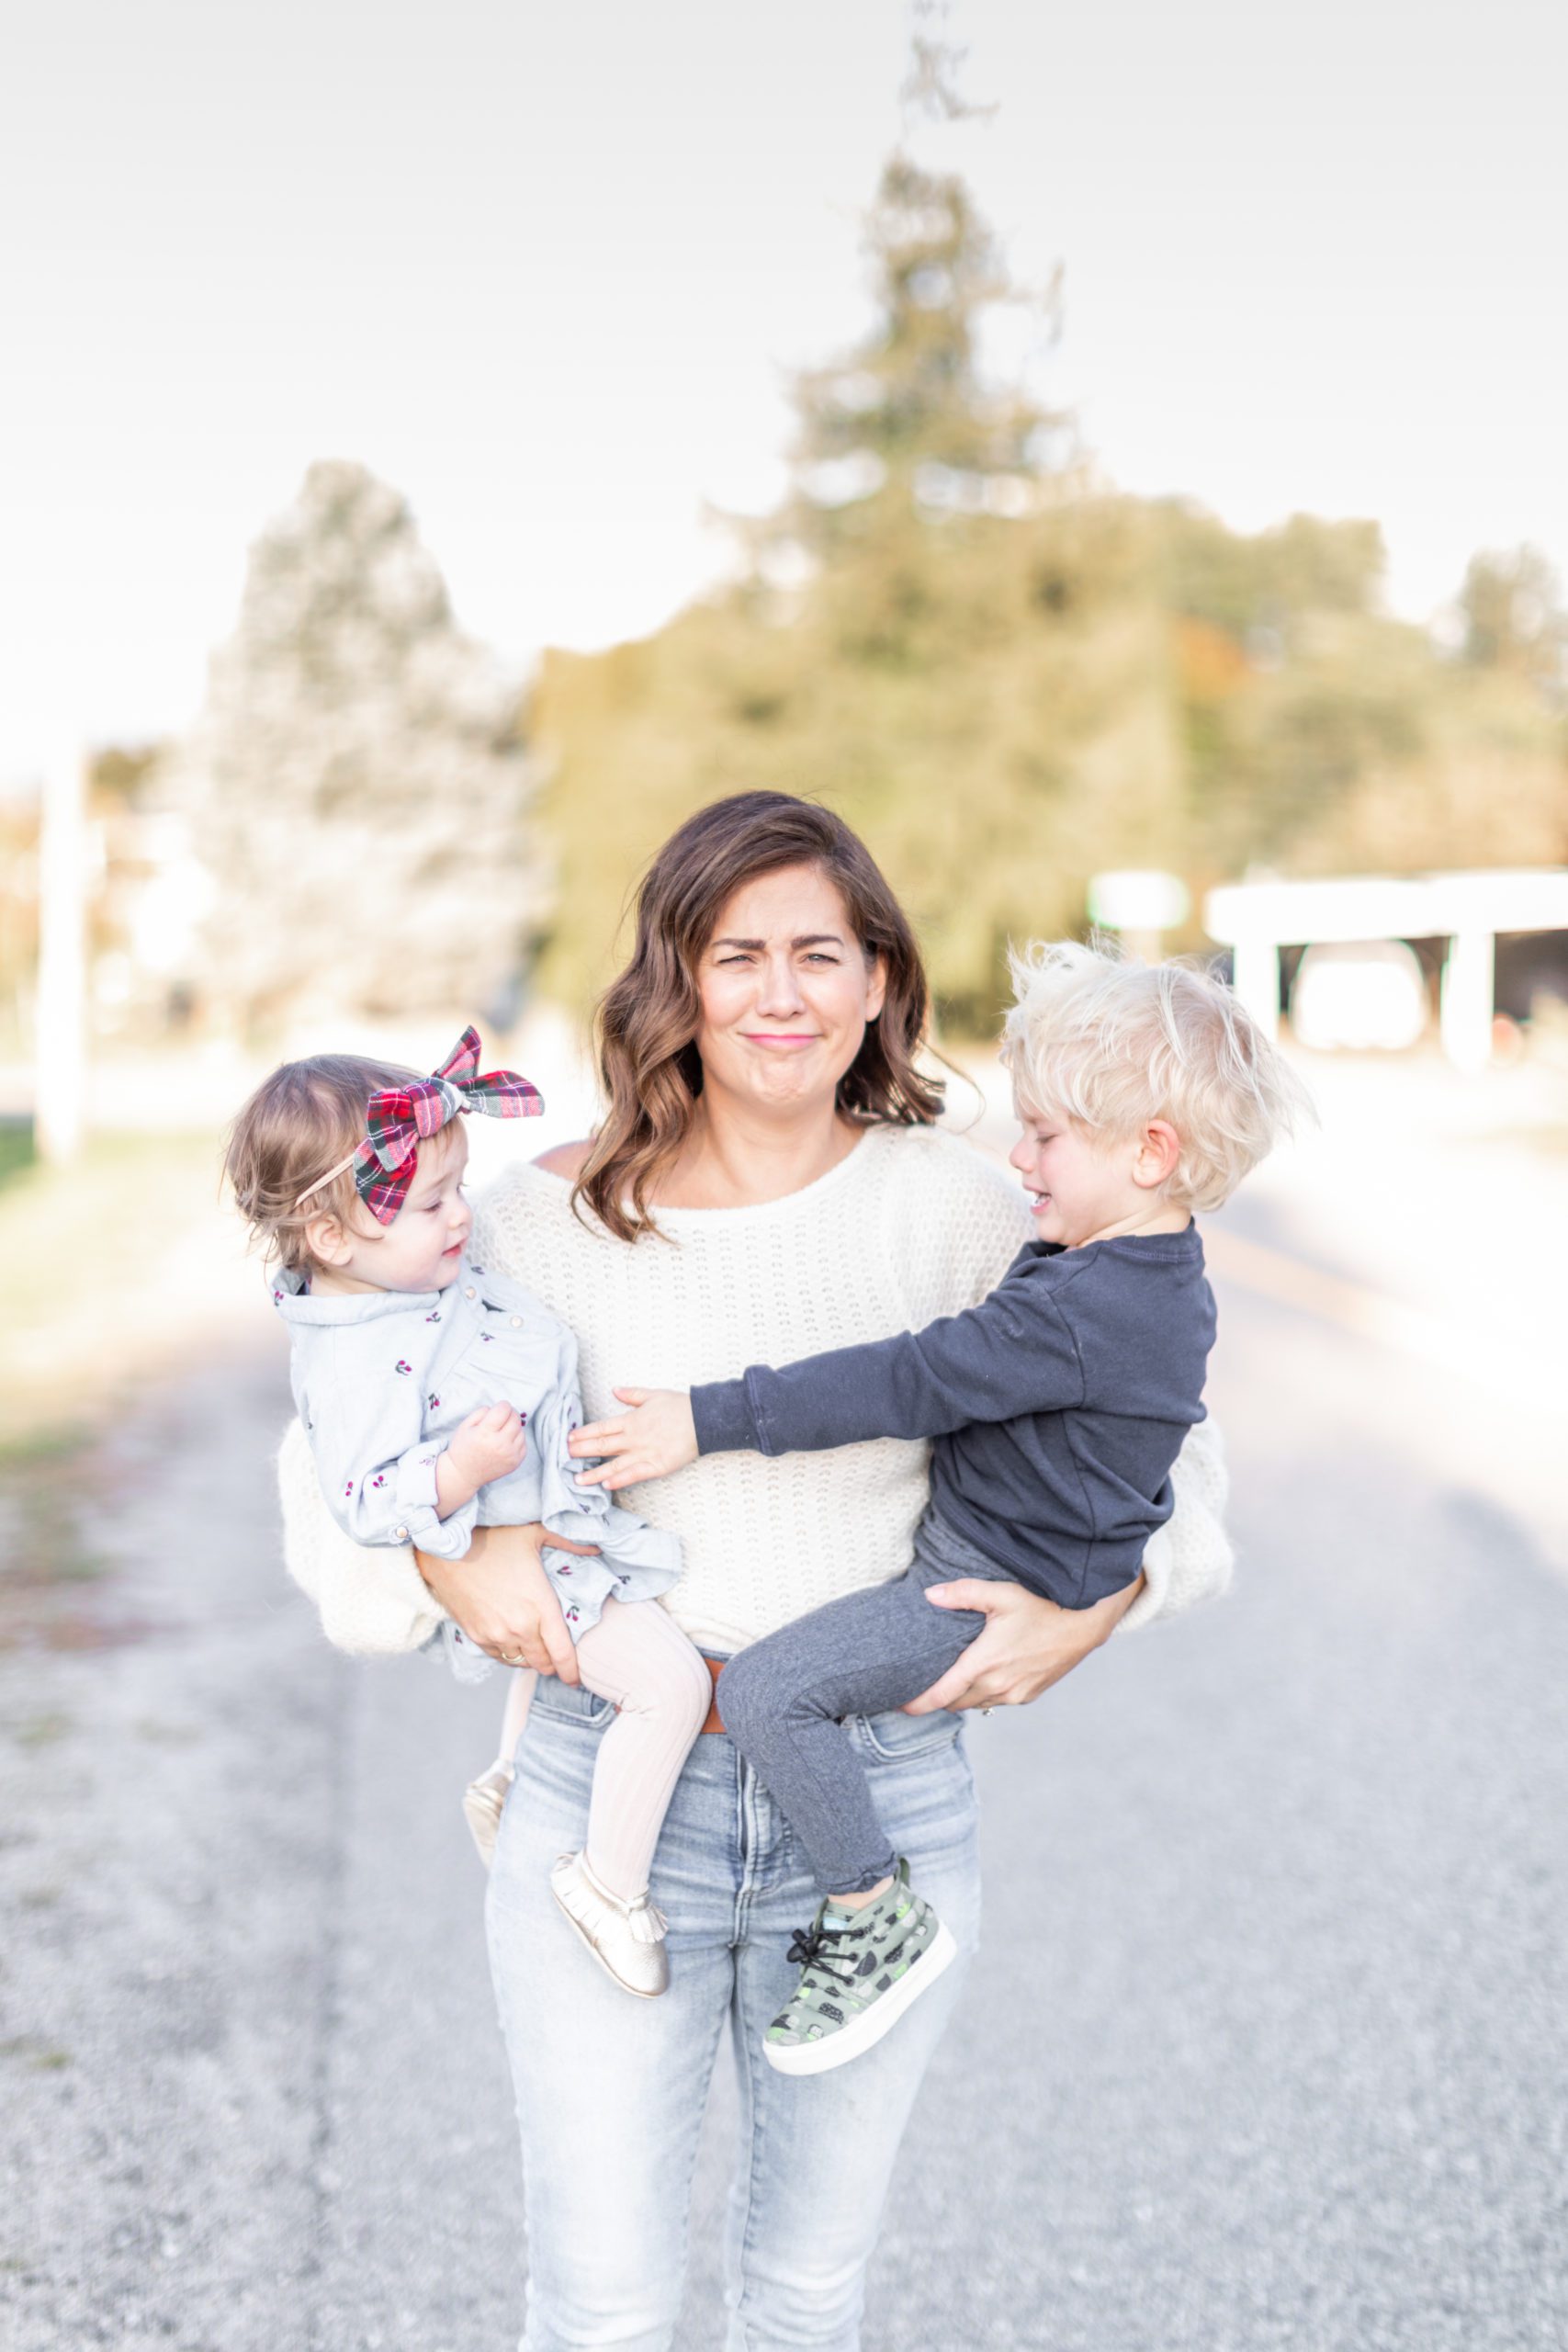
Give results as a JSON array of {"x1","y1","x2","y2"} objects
[
  {"x1": 36, "y1": 743, "x2": 90, "y2": 1165},
  {"x1": 1439, "y1": 928, "x2": 1495, "y2": 1074},
  {"x1": 1231, "y1": 936, "x2": 1280, "y2": 1044}
]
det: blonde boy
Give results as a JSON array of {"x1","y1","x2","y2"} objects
[{"x1": 571, "y1": 942, "x2": 1311, "y2": 2075}]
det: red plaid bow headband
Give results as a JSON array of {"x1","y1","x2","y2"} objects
[{"x1": 295, "y1": 1027, "x2": 544, "y2": 1225}]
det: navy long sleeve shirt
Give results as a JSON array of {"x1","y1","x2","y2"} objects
[{"x1": 691, "y1": 1226, "x2": 1215, "y2": 1609}]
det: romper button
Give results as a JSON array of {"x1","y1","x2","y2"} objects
[
  {"x1": 509, "y1": 1315, "x2": 522, "y2": 1327},
  {"x1": 464, "y1": 1286, "x2": 476, "y2": 1300},
  {"x1": 395, "y1": 1525, "x2": 409, "y2": 1540}
]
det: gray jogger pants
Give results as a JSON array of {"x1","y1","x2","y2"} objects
[{"x1": 716, "y1": 1513, "x2": 1016, "y2": 1895}]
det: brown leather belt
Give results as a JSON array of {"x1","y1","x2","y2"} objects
[{"x1": 700, "y1": 1654, "x2": 727, "y2": 1736}]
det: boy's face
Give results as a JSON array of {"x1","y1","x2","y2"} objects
[
  {"x1": 310, "y1": 1123, "x2": 473, "y2": 1293},
  {"x1": 1009, "y1": 1098, "x2": 1162, "y2": 1248}
]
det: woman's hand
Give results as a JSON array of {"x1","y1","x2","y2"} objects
[
  {"x1": 413, "y1": 1522, "x2": 597, "y2": 1679},
  {"x1": 569, "y1": 1388, "x2": 698, "y2": 1492},
  {"x1": 904, "y1": 1573, "x2": 1145, "y2": 1715}
]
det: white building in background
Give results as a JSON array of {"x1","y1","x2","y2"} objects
[{"x1": 1203, "y1": 871, "x2": 1568, "y2": 1071}]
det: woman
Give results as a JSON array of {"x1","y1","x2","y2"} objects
[{"x1": 278, "y1": 792, "x2": 1231, "y2": 2351}]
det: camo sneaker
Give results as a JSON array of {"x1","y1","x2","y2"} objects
[{"x1": 763, "y1": 1858, "x2": 956, "y2": 2076}]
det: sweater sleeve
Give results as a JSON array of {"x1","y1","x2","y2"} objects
[
  {"x1": 1118, "y1": 1416, "x2": 1234, "y2": 1634},
  {"x1": 692, "y1": 1255, "x2": 1084, "y2": 1456},
  {"x1": 276, "y1": 1417, "x2": 446, "y2": 1657}
]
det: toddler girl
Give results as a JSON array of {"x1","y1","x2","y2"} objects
[
  {"x1": 225, "y1": 1028, "x2": 712, "y2": 1996},
  {"x1": 571, "y1": 944, "x2": 1312, "y2": 2068}
]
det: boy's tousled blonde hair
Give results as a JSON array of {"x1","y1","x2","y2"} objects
[
  {"x1": 224, "y1": 1053, "x2": 417, "y2": 1275},
  {"x1": 998, "y1": 938, "x2": 1312, "y2": 1213}
]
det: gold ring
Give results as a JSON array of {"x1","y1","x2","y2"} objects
[{"x1": 501, "y1": 1649, "x2": 526, "y2": 1665}]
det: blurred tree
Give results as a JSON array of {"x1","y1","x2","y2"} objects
[
  {"x1": 91, "y1": 744, "x2": 161, "y2": 805},
  {"x1": 1459, "y1": 544, "x2": 1568, "y2": 697},
  {"x1": 900, "y1": 0, "x2": 997, "y2": 130},
  {"x1": 1156, "y1": 502, "x2": 1385, "y2": 645},
  {"x1": 531, "y1": 156, "x2": 1568, "y2": 1035},
  {"x1": 781, "y1": 152, "x2": 1053, "y2": 547},
  {"x1": 536, "y1": 153, "x2": 1188, "y2": 1032},
  {"x1": 165, "y1": 461, "x2": 544, "y2": 1039},
  {"x1": 1166, "y1": 509, "x2": 1568, "y2": 883}
]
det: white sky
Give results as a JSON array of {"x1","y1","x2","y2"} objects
[{"x1": 2, "y1": 0, "x2": 1564, "y2": 784}]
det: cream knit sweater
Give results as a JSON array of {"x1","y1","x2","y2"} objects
[{"x1": 276, "y1": 1123, "x2": 1233, "y2": 1658}]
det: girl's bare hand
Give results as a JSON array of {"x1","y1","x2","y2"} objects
[
  {"x1": 904, "y1": 1573, "x2": 1144, "y2": 1714},
  {"x1": 414, "y1": 1521, "x2": 595, "y2": 1678},
  {"x1": 569, "y1": 1388, "x2": 698, "y2": 1492},
  {"x1": 447, "y1": 1403, "x2": 527, "y2": 1487}
]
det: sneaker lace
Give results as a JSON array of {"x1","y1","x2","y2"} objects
[{"x1": 784, "y1": 1918, "x2": 860, "y2": 1991}]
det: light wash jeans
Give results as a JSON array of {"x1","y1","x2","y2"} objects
[{"x1": 486, "y1": 1668, "x2": 982, "y2": 2352}]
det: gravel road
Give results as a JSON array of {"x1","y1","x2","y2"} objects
[{"x1": 3, "y1": 1239, "x2": 1564, "y2": 2350}]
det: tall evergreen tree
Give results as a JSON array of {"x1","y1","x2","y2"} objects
[
  {"x1": 169, "y1": 461, "x2": 544, "y2": 1037},
  {"x1": 538, "y1": 153, "x2": 1185, "y2": 1029},
  {"x1": 781, "y1": 153, "x2": 1056, "y2": 550}
]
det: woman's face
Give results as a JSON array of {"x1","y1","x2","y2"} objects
[{"x1": 693, "y1": 863, "x2": 886, "y2": 1119}]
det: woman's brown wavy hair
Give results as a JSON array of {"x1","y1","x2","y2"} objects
[{"x1": 576, "y1": 792, "x2": 944, "y2": 1241}]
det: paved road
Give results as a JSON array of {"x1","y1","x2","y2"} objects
[{"x1": 2, "y1": 1253, "x2": 1564, "y2": 2350}]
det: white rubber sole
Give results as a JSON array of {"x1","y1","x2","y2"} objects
[{"x1": 762, "y1": 1918, "x2": 958, "y2": 2076}]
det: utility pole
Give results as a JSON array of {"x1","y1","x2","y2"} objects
[{"x1": 35, "y1": 742, "x2": 90, "y2": 1165}]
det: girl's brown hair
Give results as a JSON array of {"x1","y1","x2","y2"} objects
[
  {"x1": 224, "y1": 1052, "x2": 415, "y2": 1275},
  {"x1": 576, "y1": 792, "x2": 943, "y2": 1242}
]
